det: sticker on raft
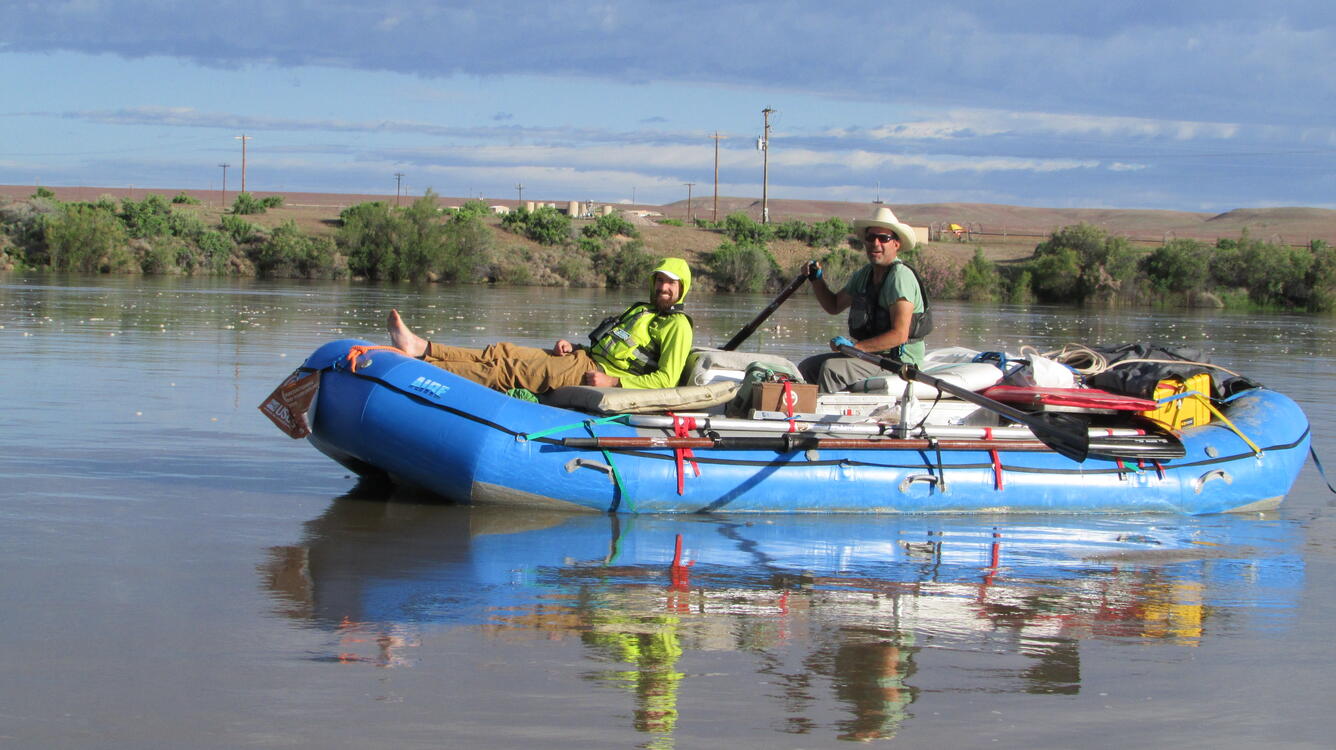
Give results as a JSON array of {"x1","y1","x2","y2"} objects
[
  {"x1": 259, "y1": 369, "x2": 320, "y2": 439},
  {"x1": 408, "y1": 376, "x2": 450, "y2": 399}
]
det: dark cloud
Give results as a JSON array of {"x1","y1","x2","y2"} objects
[{"x1": 4, "y1": 2, "x2": 1334, "y2": 125}]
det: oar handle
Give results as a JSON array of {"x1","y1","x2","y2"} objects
[{"x1": 720, "y1": 269, "x2": 811, "y2": 351}]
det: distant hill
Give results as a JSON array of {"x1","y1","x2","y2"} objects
[
  {"x1": 662, "y1": 196, "x2": 1336, "y2": 246},
  {"x1": 5, "y1": 184, "x2": 1333, "y2": 246}
]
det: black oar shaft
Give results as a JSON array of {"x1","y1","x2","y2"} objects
[
  {"x1": 720, "y1": 270, "x2": 809, "y2": 351},
  {"x1": 835, "y1": 344, "x2": 1093, "y2": 462}
]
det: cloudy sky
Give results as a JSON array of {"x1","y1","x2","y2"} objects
[{"x1": 4, "y1": 1, "x2": 1335, "y2": 211}]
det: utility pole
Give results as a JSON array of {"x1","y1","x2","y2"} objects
[
  {"x1": 515, "y1": 183, "x2": 524, "y2": 204},
  {"x1": 234, "y1": 134, "x2": 251, "y2": 194},
  {"x1": 760, "y1": 108, "x2": 773, "y2": 224},
  {"x1": 684, "y1": 182, "x2": 695, "y2": 223},
  {"x1": 710, "y1": 131, "x2": 725, "y2": 222},
  {"x1": 218, "y1": 163, "x2": 229, "y2": 207},
  {"x1": 394, "y1": 172, "x2": 405, "y2": 207}
]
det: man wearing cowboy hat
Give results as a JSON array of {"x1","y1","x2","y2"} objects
[{"x1": 798, "y1": 206, "x2": 929, "y2": 393}]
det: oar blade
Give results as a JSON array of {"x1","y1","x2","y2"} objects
[{"x1": 1017, "y1": 412, "x2": 1091, "y2": 463}]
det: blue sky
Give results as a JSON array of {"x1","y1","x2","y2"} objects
[{"x1": 4, "y1": 1, "x2": 1335, "y2": 211}]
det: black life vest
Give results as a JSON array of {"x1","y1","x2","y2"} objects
[{"x1": 848, "y1": 261, "x2": 933, "y2": 343}]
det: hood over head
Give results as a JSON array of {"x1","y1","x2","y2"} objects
[{"x1": 651, "y1": 257, "x2": 692, "y2": 304}]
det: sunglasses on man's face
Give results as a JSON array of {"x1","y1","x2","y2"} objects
[{"x1": 865, "y1": 233, "x2": 897, "y2": 244}]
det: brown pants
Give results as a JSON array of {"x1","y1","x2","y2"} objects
[{"x1": 423, "y1": 341, "x2": 599, "y2": 393}]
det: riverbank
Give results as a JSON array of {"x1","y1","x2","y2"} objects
[
  {"x1": 5, "y1": 185, "x2": 1334, "y2": 311},
  {"x1": 7, "y1": 184, "x2": 1336, "y2": 266}
]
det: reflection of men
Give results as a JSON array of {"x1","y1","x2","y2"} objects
[
  {"x1": 831, "y1": 629, "x2": 917, "y2": 741},
  {"x1": 581, "y1": 613, "x2": 685, "y2": 743},
  {"x1": 387, "y1": 258, "x2": 694, "y2": 393},
  {"x1": 799, "y1": 207, "x2": 928, "y2": 393}
]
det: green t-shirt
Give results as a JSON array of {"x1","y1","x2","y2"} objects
[{"x1": 841, "y1": 261, "x2": 926, "y2": 366}]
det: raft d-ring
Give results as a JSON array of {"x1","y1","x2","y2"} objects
[
  {"x1": 899, "y1": 474, "x2": 941, "y2": 492},
  {"x1": 1194, "y1": 469, "x2": 1233, "y2": 494}
]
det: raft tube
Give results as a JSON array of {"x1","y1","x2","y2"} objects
[{"x1": 301, "y1": 340, "x2": 1310, "y2": 514}]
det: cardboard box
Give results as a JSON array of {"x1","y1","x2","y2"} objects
[{"x1": 753, "y1": 382, "x2": 817, "y2": 415}]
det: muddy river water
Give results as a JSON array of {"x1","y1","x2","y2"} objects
[{"x1": 4, "y1": 274, "x2": 1335, "y2": 748}]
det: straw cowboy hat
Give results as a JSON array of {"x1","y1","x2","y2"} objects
[{"x1": 853, "y1": 206, "x2": 917, "y2": 252}]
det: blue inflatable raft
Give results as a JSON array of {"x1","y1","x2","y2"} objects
[{"x1": 293, "y1": 339, "x2": 1310, "y2": 514}]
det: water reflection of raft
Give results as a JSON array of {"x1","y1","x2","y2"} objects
[{"x1": 297, "y1": 339, "x2": 1310, "y2": 514}]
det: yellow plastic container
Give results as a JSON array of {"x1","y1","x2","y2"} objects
[{"x1": 1141, "y1": 373, "x2": 1213, "y2": 431}]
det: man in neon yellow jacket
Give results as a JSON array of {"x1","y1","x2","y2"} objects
[{"x1": 387, "y1": 258, "x2": 694, "y2": 393}]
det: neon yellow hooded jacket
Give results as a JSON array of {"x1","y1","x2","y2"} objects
[{"x1": 588, "y1": 257, "x2": 694, "y2": 389}]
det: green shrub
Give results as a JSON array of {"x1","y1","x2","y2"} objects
[
  {"x1": 230, "y1": 192, "x2": 266, "y2": 215},
  {"x1": 1306, "y1": 240, "x2": 1336, "y2": 312},
  {"x1": 1026, "y1": 223, "x2": 1137, "y2": 303},
  {"x1": 395, "y1": 194, "x2": 451, "y2": 280},
  {"x1": 43, "y1": 203, "x2": 132, "y2": 272},
  {"x1": 440, "y1": 210, "x2": 493, "y2": 283},
  {"x1": 339, "y1": 193, "x2": 489, "y2": 282},
  {"x1": 1142, "y1": 238, "x2": 1211, "y2": 294},
  {"x1": 0, "y1": 200, "x2": 55, "y2": 263},
  {"x1": 261, "y1": 195, "x2": 284, "y2": 209},
  {"x1": 810, "y1": 217, "x2": 854, "y2": 249},
  {"x1": 706, "y1": 241, "x2": 778, "y2": 292},
  {"x1": 722, "y1": 212, "x2": 773, "y2": 245},
  {"x1": 167, "y1": 210, "x2": 206, "y2": 240},
  {"x1": 172, "y1": 192, "x2": 201, "y2": 205},
  {"x1": 340, "y1": 202, "x2": 399, "y2": 279},
  {"x1": 196, "y1": 231, "x2": 235, "y2": 275},
  {"x1": 555, "y1": 248, "x2": 600, "y2": 287},
  {"x1": 770, "y1": 217, "x2": 851, "y2": 248},
  {"x1": 960, "y1": 247, "x2": 1001, "y2": 301},
  {"x1": 136, "y1": 238, "x2": 181, "y2": 274},
  {"x1": 582, "y1": 212, "x2": 639, "y2": 240},
  {"x1": 501, "y1": 205, "x2": 572, "y2": 245},
  {"x1": 220, "y1": 214, "x2": 262, "y2": 244},
  {"x1": 449, "y1": 199, "x2": 491, "y2": 222},
  {"x1": 119, "y1": 194, "x2": 173, "y2": 239},
  {"x1": 1008, "y1": 270, "x2": 1035, "y2": 304},
  {"x1": 251, "y1": 221, "x2": 337, "y2": 278},
  {"x1": 602, "y1": 240, "x2": 658, "y2": 288},
  {"x1": 32, "y1": 187, "x2": 55, "y2": 199},
  {"x1": 658, "y1": 218, "x2": 684, "y2": 227},
  {"x1": 1027, "y1": 245, "x2": 1082, "y2": 302}
]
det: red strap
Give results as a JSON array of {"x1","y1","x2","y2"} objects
[
  {"x1": 670, "y1": 414, "x2": 702, "y2": 495},
  {"x1": 781, "y1": 379, "x2": 799, "y2": 432},
  {"x1": 669, "y1": 533, "x2": 694, "y2": 590},
  {"x1": 984, "y1": 427, "x2": 1004, "y2": 490}
]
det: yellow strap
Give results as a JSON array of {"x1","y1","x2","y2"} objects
[{"x1": 1186, "y1": 392, "x2": 1262, "y2": 455}]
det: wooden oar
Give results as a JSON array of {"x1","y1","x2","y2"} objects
[
  {"x1": 560, "y1": 434, "x2": 1184, "y2": 459},
  {"x1": 720, "y1": 268, "x2": 810, "y2": 351},
  {"x1": 836, "y1": 344, "x2": 1096, "y2": 462},
  {"x1": 562, "y1": 435, "x2": 1055, "y2": 452}
]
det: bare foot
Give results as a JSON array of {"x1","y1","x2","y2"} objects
[{"x1": 387, "y1": 309, "x2": 428, "y2": 358}]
